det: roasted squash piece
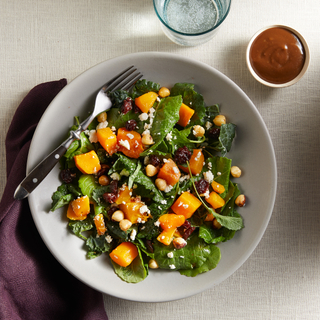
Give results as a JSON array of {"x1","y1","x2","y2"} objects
[
  {"x1": 158, "y1": 213, "x2": 185, "y2": 230},
  {"x1": 74, "y1": 150, "x2": 101, "y2": 174},
  {"x1": 177, "y1": 103, "x2": 195, "y2": 127},
  {"x1": 171, "y1": 191, "x2": 202, "y2": 219},
  {"x1": 117, "y1": 127, "x2": 144, "y2": 159},
  {"x1": 211, "y1": 181, "x2": 225, "y2": 194},
  {"x1": 206, "y1": 191, "x2": 225, "y2": 209},
  {"x1": 157, "y1": 228, "x2": 176, "y2": 246},
  {"x1": 115, "y1": 185, "x2": 132, "y2": 205},
  {"x1": 119, "y1": 201, "x2": 150, "y2": 224},
  {"x1": 157, "y1": 158, "x2": 181, "y2": 186},
  {"x1": 96, "y1": 127, "x2": 118, "y2": 155},
  {"x1": 94, "y1": 213, "x2": 106, "y2": 235},
  {"x1": 134, "y1": 92, "x2": 158, "y2": 113},
  {"x1": 109, "y1": 242, "x2": 139, "y2": 267},
  {"x1": 179, "y1": 149, "x2": 204, "y2": 175},
  {"x1": 71, "y1": 196, "x2": 90, "y2": 216}
]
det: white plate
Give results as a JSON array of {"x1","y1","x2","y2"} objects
[{"x1": 28, "y1": 52, "x2": 277, "y2": 302}]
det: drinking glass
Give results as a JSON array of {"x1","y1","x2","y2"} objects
[{"x1": 153, "y1": 0, "x2": 232, "y2": 46}]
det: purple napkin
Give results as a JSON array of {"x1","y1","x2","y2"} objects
[{"x1": 0, "y1": 80, "x2": 108, "y2": 320}]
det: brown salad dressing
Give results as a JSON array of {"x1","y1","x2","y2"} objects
[{"x1": 249, "y1": 27, "x2": 305, "y2": 84}]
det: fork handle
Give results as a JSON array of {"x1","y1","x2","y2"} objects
[{"x1": 14, "y1": 133, "x2": 76, "y2": 200}]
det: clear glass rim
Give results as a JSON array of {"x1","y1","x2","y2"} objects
[{"x1": 153, "y1": 0, "x2": 232, "y2": 37}]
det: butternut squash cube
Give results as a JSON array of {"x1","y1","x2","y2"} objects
[
  {"x1": 211, "y1": 181, "x2": 225, "y2": 194},
  {"x1": 158, "y1": 213, "x2": 185, "y2": 230},
  {"x1": 157, "y1": 158, "x2": 181, "y2": 186},
  {"x1": 171, "y1": 191, "x2": 202, "y2": 219},
  {"x1": 117, "y1": 127, "x2": 144, "y2": 159},
  {"x1": 109, "y1": 242, "x2": 139, "y2": 267},
  {"x1": 134, "y1": 92, "x2": 158, "y2": 113},
  {"x1": 157, "y1": 228, "x2": 176, "y2": 246},
  {"x1": 71, "y1": 196, "x2": 90, "y2": 216},
  {"x1": 177, "y1": 103, "x2": 195, "y2": 127},
  {"x1": 115, "y1": 185, "x2": 132, "y2": 205},
  {"x1": 179, "y1": 149, "x2": 204, "y2": 175},
  {"x1": 119, "y1": 202, "x2": 150, "y2": 224},
  {"x1": 74, "y1": 150, "x2": 101, "y2": 174},
  {"x1": 96, "y1": 127, "x2": 118, "y2": 155},
  {"x1": 94, "y1": 213, "x2": 106, "y2": 236},
  {"x1": 206, "y1": 191, "x2": 225, "y2": 209}
]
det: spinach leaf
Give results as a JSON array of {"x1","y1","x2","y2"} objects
[
  {"x1": 141, "y1": 95, "x2": 182, "y2": 156},
  {"x1": 108, "y1": 89, "x2": 129, "y2": 109},
  {"x1": 199, "y1": 223, "x2": 225, "y2": 244},
  {"x1": 132, "y1": 79, "x2": 160, "y2": 98},
  {"x1": 205, "y1": 104, "x2": 220, "y2": 122},
  {"x1": 86, "y1": 234, "x2": 111, "y2": 259},
  {"x1": 153, "y1": 232, "x2": 221, "y2": 277},
  {"x1": 128, "y1": 161, "x2": 141, "y2": 189},
  {"x1": 68, "y1": 218, "x2": 93, "y2": 240},
  {"x1": 51, "y1": 184, "x2": 74, "y2": 211},
  {"x1": 170, "y1": 83, "x2": 206, "y2": 126},
  {"x1": 78, "y1": 174, "x2": 99, "y2": 199},
  {"x1": 109, "y1": 154, "x2": 137, "y2": 175},
  {"x1": 111, "y1": 246, "x2": 148, "y2": 283},
  {"x1": 107, "y1": 221, "x2": 128, "y2": 240},
  {"x1": 107, "y1": 108, "x2": 141, "y2": 130}
]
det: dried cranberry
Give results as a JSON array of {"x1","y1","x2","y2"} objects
[
  {"x1": 97, "y1": 164, "x2": 109, "y2": 177},
  {"x1": 121, "y1": 97, "x2": 133, "y2": 114},
  {"x1": 208, "y1": 127, "x2": 220, "y2": 140},
  {"x1": 125, "y1": 119, "x2": 137, "y2": 131},
  {"x1": 149, "y1": 155, "x2": 161, "y2": 167},
  {"x1": 195, "y1": 179, "x2": 209, "y2": 194},
  {"x1": 107, "y1": 206, "x2": 118, "y2": 217},
  {"x1": 181, "y1": 220, "x2": 191, "y2": 230},
  {"x1": 60, "y1": 169, "x2": 76, "y2": 184},
  {"x1": 133, "y1": 103, "x2": 141, "y2": 114},
  {"x1": 103, "y1": 192, "x2": 117, "y2": 204},
  {"x1": 145, "y1": 240, "x2": 154, "y2": 253},
  {"x1": 174, "y1": 146, "x2": 192, "y2": 164},
  {"x1": 182, "y1": 226, "x2": 196, "y2": 240},
  {"x1": 109, "y1": 180, "x2": 118, "y2": 194}
]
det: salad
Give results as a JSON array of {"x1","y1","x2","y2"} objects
[{"x1": 50, "y1": 79, "x2": 246, "y2": 283}]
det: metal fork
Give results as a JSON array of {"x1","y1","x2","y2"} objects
[{"x1": 14, "y1": 66, "x2": 142, "y2": 200}]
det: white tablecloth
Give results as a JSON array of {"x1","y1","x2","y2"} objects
[{"x1": 1, "y1": 0, "x2": 320, "y2": 319}]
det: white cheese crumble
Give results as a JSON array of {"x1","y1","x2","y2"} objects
[
  {"x1": 139, "y1": 113, "x2": 148, "y2": 121},
  {"x1": 105, "y1": 235, "x2": 113, "y2": 243},
  {"x1": 166, "y1": 131, "x2": 173, "y2": 141},
  {"x1": 110, "y1": 172, "x2": 121, "y2": 181},
  {"x1": 164, "y1": 185, "x2": 173, "y2": 193},
  {"x1": 205, "y1": 121, "x2": 213, "y2": 130},
  {"x1": 119, "y1": 139, "x2": 130, "y2": 150},
  {"x1": 154, "y1": 220, "x2": 160, "y2": 227},
  {"x1": 217, "y1": 171, "x2": 221, "y2": 176},
  {"x1": 194, "y1": 151, "x2": 202, "y2": 161},
  {"x1": 111, "y1": 126, "x2": 116, "y2": 132},
  {"x1": 96, "y1": 121, "x2": 108, "y2": 130},
  {"x1": 163, "y1": 158, "x2": 169, "y2": 163},
  {"x1": 126, "y1": 133, "x2": 134, "y2": 140},
  {"x1": 173, "y1": 167, "x2": 179, "y2": 174},
  {"x1": 179, "y1": 174, "x2": 190, "y2": 182},
  {"x1": 140, "y1": 205, "x2": 150, "y2": 214},
  {"x1": 160, "y1": 200, "x2": 167, "y2": 205},
  {"x1": 203, "y1": 171, "x2": 214, "y2": 183},
  {"x1": 85, "y1": 130, "x2": 98, "y2": 143},
  {"x1": 167, "y1": 252, "x2": 174, "y2": 258},
  {"x1": 169, "y1": 264, "x2": 176, "y2": 269},
  {"x1": 130, "y1": 229, "x2": 137, "y2": 241}
]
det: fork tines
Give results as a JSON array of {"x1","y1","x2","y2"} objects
[{"x1": 104, "y1": 66, "x2": 143, "y2": 93}]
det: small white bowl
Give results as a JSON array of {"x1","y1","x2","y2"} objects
[{"x1": 246, "y1": 25, "x2": 310, "y2": 88}]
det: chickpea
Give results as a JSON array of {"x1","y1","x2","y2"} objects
[
  {"x1": 148, "y1": 259, "x2": 159, "y2": 269},
  {"x1": 98, "y1": 175, "x2": 110, "y2": 186},
  {"x1": 97, "y1": 112, "x2": 107, "y2": 123},
  {"x1": 193, "y1": 125, "x2": 205, "y2": 137},
  {"x1": 173, "y1": 237, "x2": 187, "y2": 249},
  {"x1": 141, "y1": 133, "x2": 154, "y2": 145},
  {"x1": 146, "y1": 164, "x2": 158, "y2": 177},
  {"x1": 213, "y1": 115, "x2": 226, "y2": 127},
  {"x1": 155, "y1": 178, "x2": 167, "y2": 191},
  {"x1": 231, "y1": 166, "x2": 242, "y2": 178},
  {"x1": 112, "y1": 210, "x2": 124, "y2": 222},
  {"x1": 119, "y1": 219, "x2": 132, "y2": 231},
  {"x1": 158, "y1": 87, "x2": 170, "y2": 98}
]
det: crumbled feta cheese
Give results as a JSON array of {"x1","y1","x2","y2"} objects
[
  {"x1": 110, "y1": 172, "x2": 121, "y2": 181},
  {"x1": 217, "y1": 171, "x2": 221, "y2": 176},
  {"x1": 203, "y1": 171, "x2": 214, "y2": 183},
  {"x1": 205, "y1": 121, "x2": 213, "y2": 130},
  {"x1": 208, "y1": 162, "x2": 212, "y2": 169},
  {"x1": 154, "y1": 220, "x2": 160, "y2": 227},
  {"x1": 203, "y1": 190, "x2": 210, "y2": 199},
  {"x1": 126, "y1": 133, "x2": 134, "y2": 140},
  {"x1": 119, "y1": 139, "x2": 130, "y2": 150},
  {"x1": 194, "y1": 151, "x2": 202, "y2": 161},
  {"x1": 180, "y1": 256, "x2": 184, "y2": 259},
  {"x1": 166, "y1": 131, "x2": 173, "y2": 141},
  {"x1": 169, "y1": 264, "x2": 176, "y2": 269},
  {"x1": 105, "y1": 235, "x2": 113, "y2": 243},
  {"x1": 167, "y1": 252, "x2": 174, "y2": 258},
  {"x1": 160, "y1": 200, "x2": 167, "y2": 204},
  {"x1": 86, "y1": 130, "x2": 98, "y2": 143},
  {"x1": 111, "y1": 126, "x2": 116, "y2": 132},
  {"x1": 163, "y1": 158, "x2": 169, "y2": 163},
  {"x1": 140, "y1": 205, "x2": 150, "y2": 214},
  {"x1": 179, "y1": 174, "x2": 190, "y2": 182},
  {"x1": 173, "y1": 167, "x2": 179, "y2": 174},
  {"x1": 164, "y1": 185, "x2": 173, "y2": 193},
  {"x1": 130, "y1": 229, "x2": 137, "y2": 241},
  {"x1": 183, "y1": 204, "x2": 189, "y2": 209},
  {"x1": 96, "y1": 121, "x2": 108, "y2": 130},
  {"x1": 139, "y1": 113, "x2": 148, "y2": 121}
]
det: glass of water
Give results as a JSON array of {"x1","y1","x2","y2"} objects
[{"x1": 153, "y1": 0, "x2": 232, "y2": 46}]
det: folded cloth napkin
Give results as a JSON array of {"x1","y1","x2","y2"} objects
[{"x1": 0, "y1": 80, "x2": 108, "y2": 320}]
